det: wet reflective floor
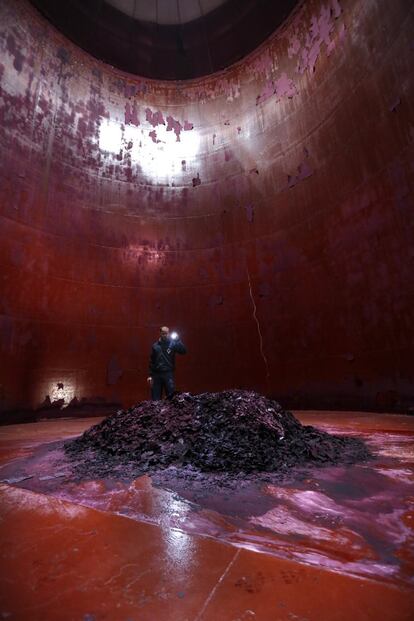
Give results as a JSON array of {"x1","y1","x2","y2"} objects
[{"x1": 0, "y1": 411, "x2": 413, "y2": 620}]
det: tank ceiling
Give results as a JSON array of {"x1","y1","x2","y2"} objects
[
  {"x1": 29, "y1": 0, "x2": 300, "y2": 80},
  {"x1": 0, "y1": 0, "x2": 413, "y2": 415}
]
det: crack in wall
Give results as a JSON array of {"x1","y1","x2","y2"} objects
[{"x1": 246, "y1": 265, "x2": 271, "y2": 391}]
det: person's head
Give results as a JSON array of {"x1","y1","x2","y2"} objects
[{"x1": 159, "y1": 326, "x2": 169, "y2": 341}]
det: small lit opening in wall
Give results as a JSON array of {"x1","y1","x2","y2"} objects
[
  {"x1": 99, "y1": 119, "x2": 200, "y2": 181},
  {"x1": 48, "y1": 381, "x2": 75, "y2": 405}
]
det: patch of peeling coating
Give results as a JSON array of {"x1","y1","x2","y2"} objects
[
  {"x1": 256, "y1": 72, "x2": 297, "y2": 106},
  {"x1": 123, "y1": 104, "x2": 194, "y2": 142},
  {"x1": 287, "y1": 0, "x2": 345, "y2": 74},
  {"x1": 0, "y1": 0, "x2": 346, "y2": 117},
  {"x1": 287, "y1": 148, "x2": 313, "y2": 188}
]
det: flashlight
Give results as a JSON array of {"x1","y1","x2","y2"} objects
[{"x1": 170, "y1": 331, "x2": 178, "y2": 340}]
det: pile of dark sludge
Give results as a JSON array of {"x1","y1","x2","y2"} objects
[{"x1": 64, "y1": 390, "x2": 371, "y2": 479}]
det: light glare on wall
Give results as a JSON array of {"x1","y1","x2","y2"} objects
[{"x1": 99, "y1": 119, "x2": 200, "y2": 180}]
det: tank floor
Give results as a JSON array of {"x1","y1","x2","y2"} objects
[{"x1": 0, "y1": 411, "x2": 413, "y2": 621}]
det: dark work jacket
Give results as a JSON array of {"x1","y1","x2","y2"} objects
[{"x1": 149, "y1": 338, "x2": 186, "y2": 374}]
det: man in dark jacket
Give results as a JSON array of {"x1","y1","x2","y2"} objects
[{"x1": 147, "y1": 326, "x2": 187, "y2": 400}]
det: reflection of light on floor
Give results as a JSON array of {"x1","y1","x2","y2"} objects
[
  {"x1": 48, "y1": 381, "x2": 75, "y2": 405},
  {"x1": 160, "y1": 495, "x2": 195, "y2": 567},
  {"x1": 99, "y1": 119, "x2": 200, "y2": 181},
  {"x1": 164, "y1": 527, "x2": 195, "y2": 567}
]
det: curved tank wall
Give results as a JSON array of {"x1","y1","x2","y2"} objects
[{"x1": 0, "y1": 0, "x2": 413, "y2": 414}]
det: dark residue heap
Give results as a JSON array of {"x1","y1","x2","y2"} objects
[{"x1": 65, "y1": 390, "x2": 370, "y2": 478}]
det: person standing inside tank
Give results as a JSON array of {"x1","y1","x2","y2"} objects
[{"x1": 147, "y1": 326, "x2": 187, "y2": 400}]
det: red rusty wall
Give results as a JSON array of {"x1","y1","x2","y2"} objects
[{"x1": 0, "y1": 0, "x2": 413, "y2": 414}]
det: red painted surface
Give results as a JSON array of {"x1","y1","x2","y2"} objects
[
  {"x1": 0, "y1": 412, "x2": 413, "y2": 619},
  {"x1": 0, "y1": 0, "x2": 413, "y2": 415}
]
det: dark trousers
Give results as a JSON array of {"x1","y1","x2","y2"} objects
[{"x1": 151, "y1": 372, "x2": 175, "y2": 400}]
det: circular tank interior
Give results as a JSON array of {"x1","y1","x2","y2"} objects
[
  {"x1": 0, "y1": 0, "x2": 413, "y2": 416},
  {"x1": 0, "y1": 2, "x2": 414, "y2": 620}
]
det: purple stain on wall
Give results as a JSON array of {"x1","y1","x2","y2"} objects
[
  {"x1": 245, "y1": 204, "x2": 254, "y2": 223},
  {"x1": 327, "y1": 39, "x2": 336, "y2": 56},
  {"x1": 288, "y1": 35, "x2": 301, "y2": 59},
  {"x1": 86, "y1": 97, "x2": 108, "y2": 124},
  {"x1": 146, "y1": 108, "x2": 165, "y2": 127},
  {"x1": 125, "y1": 102, "x2": 140, "y2": 126},
  {"x1": 275, "y1": 73, "x2": 297, "y2": 98},
  {"x1": 224, "y1": 149, "x2": 232, "y2": 162},
  {"x1": 149, "y1": 130, "x2": 160, "y2": 143},
  {"x1": 327, "y1": 23, "x2": 346, "y2": 56},
  {"x1": 287, "y1": 150, "x2": 314, "y2": 188},
  {"x1": 166, "y1": 115, "x2": 183, "y2": 141},
  {"x1": 289, "y1": 1, "x2": 342, "y2": 74},
  {"x1": 256, "y1": 73, "x2": 297, "y2": 105},
  {"x1": 332, "y1": 0, "x2": 342, "y2": 18},
  {"x1": 297, "y1": 160, "x2": 313, "y2": 180},
  {"x1": 124, "y1": 84, "x2": 137, "y2": 98}
]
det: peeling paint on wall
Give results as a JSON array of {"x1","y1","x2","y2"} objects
[
  {"x1": 1, "y1": 0, "x2": 412, "y2": 412},
  {"x1": 256, "y1": 72, "x2": 297, "y2": 105},
  {"x1": 287, "y1": 0, "x2": 345, "y2": 74},
  {"x1": 287, "y1": 148, "x2": 314, "y2": 188},
  {"x1": 124, "y1": 101, "x2": 140, "y2": 126},
  {"x1": 146, "y1": 108, "x2": 165, "y2": 127}
]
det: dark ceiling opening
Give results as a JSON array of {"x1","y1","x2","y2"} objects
[{"x1": 30, "y1": 0, "x2": 299, "y2": 80}]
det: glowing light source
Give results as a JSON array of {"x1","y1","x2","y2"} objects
[{"x1": 48, "y1": 381, "x2": 75, "y2": 405}]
